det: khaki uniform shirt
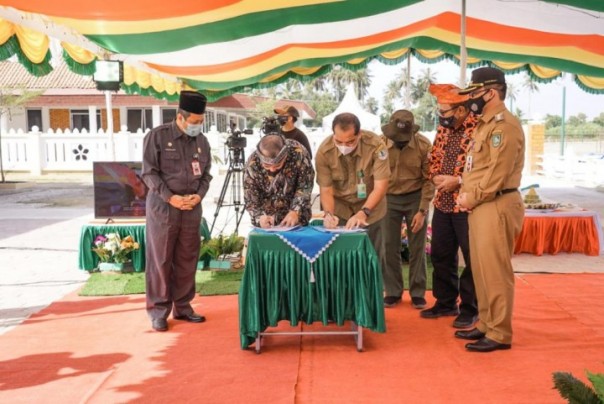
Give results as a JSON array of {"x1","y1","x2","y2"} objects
[
  {"x1": 383, "y1": 133, "x2": 434, "y2": 212},
  {"x1": 461, "y1": 104, "x2": 525, "y2": 207},
  {"x1": 315, "y1": 130, "x2": 390, "y2": 224}
]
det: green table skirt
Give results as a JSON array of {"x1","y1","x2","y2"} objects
[
  {"x1": 239, "y1": 231, "x2": 386, "y2": 349},
  {"x1": 79, "y1": 219, "x2": 210, "y2": 272}
]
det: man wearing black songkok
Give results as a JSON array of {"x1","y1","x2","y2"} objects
[{"x1": 142, "y1": 90, "x2": 213, "y2": 332}]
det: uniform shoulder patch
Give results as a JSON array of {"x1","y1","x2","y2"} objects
[
  {"x1": 491, "y1": 130, "x2": 503, "y2": 148},
  {"x1": 376, "y1": 146, "x2": 388, "y2": 160}
]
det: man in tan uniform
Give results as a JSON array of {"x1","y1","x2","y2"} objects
[
  {"x1": 315, "y1": 112, "x2": 390, "y2": 263},
  {"x1": 381, "y1": 110, "x2": 434, "y2": 309},
  {"x1": 455, "y1": 67, "x2": 525, "y2": 352}
]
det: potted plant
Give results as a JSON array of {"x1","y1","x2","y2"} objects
[
  {"x1": 199, "y1": 233, "x2": 245, "y2": 270},
  {"x1": 92, "y1": 233, "x2": 140, "y2": 272}
]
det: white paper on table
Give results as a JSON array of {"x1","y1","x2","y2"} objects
[
  {"x1": 254, "y1": 225, "x2": 301, "y2": 232},
  {"x1": 313, "y1": 225, "x2": 366, "y2": 234}
]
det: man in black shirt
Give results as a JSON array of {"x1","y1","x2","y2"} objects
[
  {"x1": 142, "y1": 91, "x2": 212, "y2": 332},
  {"x1": 274, "y1": 104, "x2": 313, "y2": 158}
]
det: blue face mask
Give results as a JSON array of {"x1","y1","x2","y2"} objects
[{"x1": 185, "y1": 123, "x2": 202, "y2": 137}]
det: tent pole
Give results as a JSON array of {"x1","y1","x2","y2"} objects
[
  {"x1": 405, "y1": 54, "x2": 411, "y2": 108},
  {"x1": 459, "y1": 0, "x2": 467, "y2": 86},
  {"x1": 104, "y1": 90, "x2": 116, "y2": 161}
]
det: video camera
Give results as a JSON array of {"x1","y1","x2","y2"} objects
[
  {"x1": 226, "y1": 122, "x2": 253, "y2": 149},
  {"x1": 260, "y1": 116, "x2": 282, "y2": 136}
]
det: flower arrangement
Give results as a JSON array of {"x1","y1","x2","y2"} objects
[
  {"x1": 199, "y1": 233, "x2": 245, "y2": 261},
  {"x1": 92, "y1": 233, "x2": 140, "y2": 263}
]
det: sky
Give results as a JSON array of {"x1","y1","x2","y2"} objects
[{"x1": 366, "y1": 59, "x2": 604, "y2": 121}]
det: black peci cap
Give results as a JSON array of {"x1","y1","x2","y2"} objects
[{"x1": 179, "y1": 91, "x2": 207, "y2": 114}]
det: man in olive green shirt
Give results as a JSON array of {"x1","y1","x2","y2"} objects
[
  {"x1": 315, "y1": 112, "x2": 390, "y2": 267},
  {"x1": 381, "y1": 110, "x2": 435, "y2": 309}
]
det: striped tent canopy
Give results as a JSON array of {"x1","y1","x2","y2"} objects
[{"x1": 0, "y1": 0, "x2": 603, "y2": 101}]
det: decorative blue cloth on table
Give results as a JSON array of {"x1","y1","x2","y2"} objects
[{"x1": 253, "y1": 226, "x2": 339, "y2": 282}]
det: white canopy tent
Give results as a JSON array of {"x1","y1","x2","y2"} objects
[{"x1": 322, "y1": 83, "x2": 381, "y2": 134}]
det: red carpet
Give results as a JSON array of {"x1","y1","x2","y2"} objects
[{"x1": 1, "y1": 274, "x2": 603, "y2": 403}]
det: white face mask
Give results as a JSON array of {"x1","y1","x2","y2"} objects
[{"x1": 336, "y1": 144, "x2": 356, "y2": 155}]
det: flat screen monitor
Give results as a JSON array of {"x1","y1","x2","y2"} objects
[{"x1": 93, "y1": 161, "x2": 148, "y2": 218}]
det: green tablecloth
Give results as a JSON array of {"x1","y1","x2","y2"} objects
[
  {"x1": 79, "y1": 219, "x2": 210, "y2": 272},
  {"x1": 239, "y1": 231, "x2": 386, "y2": 349}
]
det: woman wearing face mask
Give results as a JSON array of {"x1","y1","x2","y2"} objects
[{"x1": 420, "y1": 84, "x2": 479, "y2": 329}]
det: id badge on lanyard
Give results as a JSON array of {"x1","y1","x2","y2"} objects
[
  {"x1": 357, "y1": 170, "x2": 367, "y2": 199},
  {"x1": 192, "y1": 149, "x2": 202, "y2": 176}
]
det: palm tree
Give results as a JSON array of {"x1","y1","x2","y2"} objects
[
  {"x1": 522, "y1": 73, "x2": 540, "y2": 119},
  {"x1": 411, "y1": 68, "x2": 436, "y2": 102},
  {"x1": 326, "y1": 66, "x2": 371, "y2": 102},
  {"x1": 506, "y1": 82, "x2": 519, "y2": 113}
]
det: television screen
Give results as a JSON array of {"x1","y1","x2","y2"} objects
[{"x1": 93, "y1": 161, "x2": 148, "y2": 218}]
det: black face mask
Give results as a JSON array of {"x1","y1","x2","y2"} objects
[
  {"x1": 438, "y1": 115, "x2": 456, "y2": 129},
  {"x1": 466, "y1": 95, "x2": 488, "y2": 115}
]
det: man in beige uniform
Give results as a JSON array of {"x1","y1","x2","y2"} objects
[
  {"x1": 455, "y1": 67, "x2": 525, "y2": 352},
  {"x1": 315, "y1": 112, "x2": 390, "y2": 264},
  {"x1": 381, "y1": 110, "x2": 434, "y2": 309}
]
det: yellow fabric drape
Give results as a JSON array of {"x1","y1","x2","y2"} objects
[
  {"x1": 529, "y1": 64, "x2": 562, "y2": 80},
  {"x1": 124, "y1": 64, "x2": 182, "y2": 94},
  {"x1": 416, "y1": 49, "x2": 445, "y2": 59},
  {"x1": 13, "y1": 24, "x2": 49, "y2": 64},
  {"x1": 576, "y1": 75, "x2": 604, "y2": 91},
  {"x1": 492, "y1": 61, "x2": 525, "y2": 70},
  {"x1": 345, "y1": 57, "x2": 367, "y2": 65},
  {"x1": 61, "y1": 42, "x2": 96, "y2": 64},
  {"x1": 380, "y1": 48, "x2": 410, "y2": 60},
  {"x1": 0, "y1": 19, "x2": 15, "y2": 44}
]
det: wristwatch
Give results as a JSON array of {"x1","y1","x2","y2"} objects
[
  {"x1": 361, "y1": 207, "x2": 372, "y2": 217},
  {"x1": 418, "y1": 208, "x2": 427, "y2": 216}
]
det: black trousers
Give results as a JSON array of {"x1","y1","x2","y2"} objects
[{"x1": 429, "y1": 208, "x2": 477, "y2": 315}]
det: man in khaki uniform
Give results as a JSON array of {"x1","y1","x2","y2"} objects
[
  {"x1": 456, "y1": 67, "x2": 525, "y2": 353},
  {"x1": 315, "y1": 112, "x2": 390, "y2": 262},
  {"x1": 381, "y1": 110, "x2": 434, "y2": 309}
]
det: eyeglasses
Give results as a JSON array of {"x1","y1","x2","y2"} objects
[
  {"x1": 438, "y1": 106, "x2": 459, "y2": 117},
  {"x1": 469, "y1": 89, "x2": 490, "y2": 99}
]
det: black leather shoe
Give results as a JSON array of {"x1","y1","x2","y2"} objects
[
  {"x1": 411, "y1": 297, "x2": 427, "y2": 309},
  {"x1": 173, "y1": 313, "x2": 206, "y2": 323},
  {"x1": 151, "y1": 318, "x2": 168, "y2": 332},
  {"x1": 420, "y1": 305, "x2": 459, "y2": 319},
  {"x1": 383, "y1": 296, "x2": 401, "y2": 308},
  {"x1": 454, "y1": 327, "x2": 486, "y2": 340},
  {"x1": 465, "y1": 337, "x2": 511, "y2": 352},
  {"x1": 452, "y1": 313, "x2": 478, "y2": 329}
]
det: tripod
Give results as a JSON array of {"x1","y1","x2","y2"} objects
[{"x1": 210, "y1": 144, "x2": 246, "y2": 235}]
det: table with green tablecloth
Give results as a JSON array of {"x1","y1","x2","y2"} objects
[
  {"x1": 78, "y1": 218, "x2": 210, "y2": 271},
  {"x1": 239, "y1": 229, "x2": 386, "y2": 350}
]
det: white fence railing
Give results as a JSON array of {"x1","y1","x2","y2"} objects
[
  {"x1": 1, "y1": 127, "x2": 235, "y2": 175},
  {"x1": 3, "y1": 128, "x2": 603, "y2": 188},
  {"x1": 1, "y1": 127, "x2": 146, "y2": 174}
]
